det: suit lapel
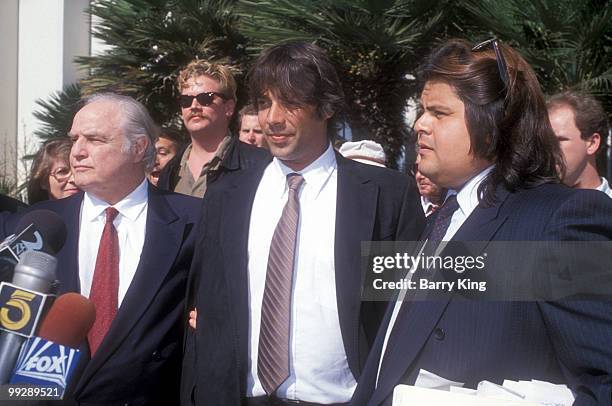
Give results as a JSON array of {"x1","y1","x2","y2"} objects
[
  {"x1": 335, "y1": 155, "x2": 378, "y2": 376},
  {"x1": 56, "y1": 193, "x2": 84, "y2": 294},
  {"x1": 370, "y1": 187, "x2": 511, "y2": 405},
  {"x1": 220, "y1": 163, "x2": 269, "y2": 374},
  {"x1": 75, "y1": 186, "x2": 183, "y2": 390}
]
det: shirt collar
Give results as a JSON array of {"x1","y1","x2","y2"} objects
[
  {"x1": 447, "y1": 165, "x2": 494, "y2": 218},
  {"x1": 180, "y1": 134, "x2": 234, "y2": 173},
  {"x1": 271, "y1": 142, "x2": 337, "y2": 199},
  {"x1": 597, "y1": 177, "x2": 611, "y2": 194},
  {"x1": 82, "y1": 179, "x2": 149, "y2": 223}
]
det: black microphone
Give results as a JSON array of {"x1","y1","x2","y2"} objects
[
  {"x1": 10, "y1": 293, "x2": 96, "y2": 398},
  {"x1": 0, "y1": 250, "x2": 58, "y2": 383},
  {"x1": 0, "y1": 210, "x2": 67, "y2": 283}
]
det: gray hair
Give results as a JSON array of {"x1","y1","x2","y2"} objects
[{"x1": 84, "y1": 93, "x2": 159, "y2": 170}]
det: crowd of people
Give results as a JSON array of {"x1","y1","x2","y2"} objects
[{"x1": 0, "y1": 38, "x2": 611, "y2": 406}]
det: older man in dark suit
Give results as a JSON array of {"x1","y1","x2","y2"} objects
[
  {"x1": 351, "y1": 39, "x2": 612, "y2": 406},
  {"x1": 3, "y1": 93, "x2": 200, "y2": 405},
  {"x1": 185, "y1": 42, "x2": 425, "y2": 406}
]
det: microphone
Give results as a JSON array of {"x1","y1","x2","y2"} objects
[
  {"x1": 0, "y1": 250, "x2": 58, "y2": 383},
  {"x1": 10, "y1": 293, "x2": 95, "y2": 399},
  {"x1": 0, "y1": 210, "x2": 67, "y2": 283}
]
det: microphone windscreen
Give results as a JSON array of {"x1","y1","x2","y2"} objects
[
  {"x1": 38, "y1": 293, "x2": 96, "y2": 348},
  {"x1": 16, "y1": 210, "x2": 67, "y2": 254}
]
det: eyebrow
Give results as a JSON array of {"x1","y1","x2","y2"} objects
[{"x1": 424, "y1": 103, "x2": 453, "y2": 113}]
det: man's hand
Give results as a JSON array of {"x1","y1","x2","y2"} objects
[{"x1": 189, "y1": 308, "x2": 197, "y2": 329}]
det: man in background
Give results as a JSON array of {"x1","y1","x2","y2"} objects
[
  {"x1": 547, "y1": 91, "x2": 611, "y2": 198},
  {"x1": 148, "y1": 127, "x2": 186, "y2": 186},
  {"x1": 158, "y1": 60, "x2": 268, "y2": 197},
  {"x1": 413, "y1": 155, "x2": 446, "y2": 216},
  {"x1": 238, "y1": 104, "x2": 267, "y2": 148}
]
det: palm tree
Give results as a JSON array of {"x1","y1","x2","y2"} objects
[
  {"x1": 462, "y1": 0, "x2": 611, "y2": 114},
  {"x1": 78, "y1": 0, "x2": 249, "y2": 126},
  {"x1": 32, "y1": 84, "x2": 82, "y2": 141}
]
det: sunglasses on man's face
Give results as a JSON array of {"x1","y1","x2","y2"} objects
[{"x1": 179, "y1": 91, "x2": 227, "y2": 109}]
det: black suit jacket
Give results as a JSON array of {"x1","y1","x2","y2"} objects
[
  {"x1": 185, "y1": 152, "x2": 425, "y2": 405},
  {"x1": 157, "y1": 136, "x2": 271, "y2": 193},
  {"x1": 351, "y1": 183, "x2": 612, "y2": 406},
  {"x1": 0, "y1": 193, "x2": 28, "y2": 214},
  {"x1": 2, "y1": 185, "x2": 201, "y2": 406}
]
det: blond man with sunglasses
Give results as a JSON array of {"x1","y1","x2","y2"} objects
[{"x1": 157, "y1": 60, "x2": 269, "y2": 198}]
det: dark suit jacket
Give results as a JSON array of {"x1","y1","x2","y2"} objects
[
  {"x1": 0, "y1": 193, "x2": 28, "y2": 214},
  {"x1": 351, "y1": 183, "x2": 612, "y2": 406},
  {"x1": 185, "y1": 152, "x2": 425, "y2": 405},
  {"x1": 2, "y1": 185, "x2": 201, "y2": 406},
  {"x1": 157, "y1": 136, "x2": 271, "y2": 193}
]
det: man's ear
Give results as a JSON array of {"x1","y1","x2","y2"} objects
[
  {"x1": 586, "y1": 132, "x2": 601, "y2": 156},
  {"x1": 132, "y1": 136, "x2": 148, "y2": 162},
  {"x1": 225, "y1": 99, "x2": 236, "y2": 119}
]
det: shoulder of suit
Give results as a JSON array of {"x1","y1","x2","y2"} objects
[
  {"x1": 338, "y1": 155, "x2": 414, "y2": 189},
  {"x1": 235, "y1": 140, "x2": 272, "y2": 166},
  {"x1": 503, "y1": 182, "x2": 612, "y2": 213},
  {"x1": 151, "y1": 187, "x2": 201, "y2": 217}
]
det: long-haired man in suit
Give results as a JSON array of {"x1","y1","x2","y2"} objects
[
  {"x1": 185, "y1": 42, "x2": 425, "y2": 405},
  {"x1": 351, "y1": 39, "x2": 612, "y2": 406}
]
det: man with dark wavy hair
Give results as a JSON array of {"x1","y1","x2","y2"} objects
[
  {"x1": 186, "y1": 41, "x2": 424, "y2": 406},
  {"x1": 351, "y1": 39, "x2": 612, "y2": 406}
]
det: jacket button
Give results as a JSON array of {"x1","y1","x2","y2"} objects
[
  {"x1": 152, "y1": 350, "x2": 162, "y2": 361},
  {"x1": 433, "y1": 328, "x2": 445, "y2": 340}
]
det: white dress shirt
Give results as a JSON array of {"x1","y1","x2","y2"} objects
[
  {"x1": 246, "y1": 144, "x2": 357, "y2": 402},
  {"x1": 78, "y1": 179, "x2": 148, "y2": 306},
  {"x1": 596, "y1": 177, "x2": 612, "y2": 199},
  {"x1": 421, "y1": 196, "x2": 439, "y2": 217},
  {"x1": 376, "y1": 166, "x2": 494, "y2": 385}
]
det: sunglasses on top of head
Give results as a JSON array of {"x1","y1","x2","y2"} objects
[
  {"x1": 179, "y1": 92, "x2": 227, "y2": 109},
  {"x1": 471, "y1": 38, "x2": 509, "y2": 88}
]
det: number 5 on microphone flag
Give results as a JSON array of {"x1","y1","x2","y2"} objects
[{"x1": 0, "y1": 282, "x2": 53, "y2": 337}]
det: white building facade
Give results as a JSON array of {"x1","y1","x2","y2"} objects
[{"x1": 0, "y1": 0, "x2": 105, "y2": 193}]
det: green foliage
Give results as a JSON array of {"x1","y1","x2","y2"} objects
[
  {"x1": 77, "y1": 0, "x2": 249, "y2": 126},
  {"x1": 32, "y1": 0, "x2": 611, "y2": 168},
  {"x1": 462, "y1": 0, "x2": 611, "y2": 115},
  {"x1": 32, "y1": 84, "x2": 82, "y2": 141}
]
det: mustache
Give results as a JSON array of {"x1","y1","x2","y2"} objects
[{"x1": 188, "y1": 112, "x2": 208, "y2": 120}]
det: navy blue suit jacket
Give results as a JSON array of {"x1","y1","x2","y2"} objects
[
  {"x1": 2, "y1": 185, "x2": 200, "y2": 405},
  {"x1": 351, "y1": 183, "x2": 612, "y2": 406},
  {"x1": 185, "y1": 153, "x2": 425, "y2": 405}
]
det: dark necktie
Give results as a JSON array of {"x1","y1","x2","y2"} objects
[
  {"x1": 380, "y1": 195, "x2": 459, "y2": 372},
  {"x1": 88, "y1": 207, "x2": 120, "y2": 356},
  {"x1": 423, "y1": 194, "x2": 459, "y2": 251},
  {"x1": 258, "y1": 173, "x2": 304, "y2": 395}
]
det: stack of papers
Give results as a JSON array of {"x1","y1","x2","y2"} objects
[{"x1": 393, "y1": 370, "x2": 575, "y2": 405}]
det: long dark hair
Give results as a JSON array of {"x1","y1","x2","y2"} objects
[{"x1": 417, "y1": 39, "x2": 563, "y2": 204}]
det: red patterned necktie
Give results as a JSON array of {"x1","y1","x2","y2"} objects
[
  {"x1": 88, "y1": 207, "x2": 120, "y2": 356},
  {"x1": 258, "y1": 173, "x2": 304, "y2": 395}
]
